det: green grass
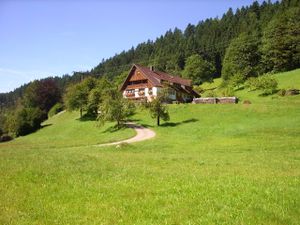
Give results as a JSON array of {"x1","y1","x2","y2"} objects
[
  {"x1": 0, "y1": 70, "x2": 300, "y2": 224},
  {"x1": 200, "y1": 68, "x2": 300, "y2": 103},
  {"x1": 6, "y1": 111, "x2": 136, "y2": 149},
  {"x1": 200, "y1": 77, "x2": 222, "y2": 90}
]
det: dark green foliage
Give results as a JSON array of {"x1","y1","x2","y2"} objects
[
  {"x1": 23, "y1": 78, "x2": 61, "y2": 112},
  {"x1": 1, "y1": 0, "x2": 299, "y2": 112},
  {"x1": 97, "y1": 89, "x2": 135, "y2": 129},
  {"x1": 1, "y1": 78, "x2": 62, "y2": 137},
  {"x1": 0, "y1": 134, "x2": 13, "y2": 142},
  {"x1": 7, "y1": 107, "x2": 46, "y2": 137},
  {"x1": 183, "y1": 54, "x2": 216, "y2": 84},
  {"x1": 48, "y1": 103, "x2": 64, "y2": 118},
  {"x1": 261, "y1": 7, "x2": 300, "y2": 72},
  {"x1": 222, "y1": 33, "x2": 262, "y2": 81}
]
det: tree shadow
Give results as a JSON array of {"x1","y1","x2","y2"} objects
[
  {"x1": 128, "y1": 119, "x2": 154, "y2": 128},
  {"x1": 103, "y1": 124, "x2": 128, "y2": 133},
  {"x1": 234, "y1": 86, "x2": 245, "y2": 91},
  {"x1": 76, "y1": 114, "x2": 97, "y2": 122},
  {"x1": 258, "y1": 90, "x2": 279, "y2": 97},
  {"x1": 160, "y1": 118, "x2": 198, "y2": 127},
  {"x1": 41, "y1": 124, "x2": 52, "y2": 128}
]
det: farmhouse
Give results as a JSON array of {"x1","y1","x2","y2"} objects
[{"x1": 120, "y1": 64, "x2": 199, "y2": 102}]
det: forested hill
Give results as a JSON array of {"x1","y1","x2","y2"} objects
[
  {"x1": 91, "y1": 0, "x2": 300, "y2": 79},
  {"x1": 1, "y1": 0, "x2": 300, "y2": 107}
]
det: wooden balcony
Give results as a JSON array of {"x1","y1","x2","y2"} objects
[{"x1": 125, "y1": 83, "x2": 149, "y2": 90}]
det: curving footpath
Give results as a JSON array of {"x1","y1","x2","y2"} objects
[{"x1": 96, "y1": 122, "x2": 156, "y2": 147}]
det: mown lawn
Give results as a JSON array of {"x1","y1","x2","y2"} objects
[{"x1": 0, "y1": 71, "x2": 299, "y2": 224}]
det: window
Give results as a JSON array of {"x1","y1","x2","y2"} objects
[{"x1": 126, "y1": 89, "x2": 134, "y2": 94}]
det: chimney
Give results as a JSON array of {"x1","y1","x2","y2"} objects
[{"x1": 150, "y1": 65, "x2": 154, "y2": 71}]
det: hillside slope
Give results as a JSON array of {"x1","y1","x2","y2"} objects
[
  {"x1": 200, "y1": 68, "x2": 300, "y2": 102},
  {"x1": 5, "y1": 111, "x2": 135, "y2": 149},
  {"x1": 0, "y1": 70, "x2": 299, "y2": 224}
]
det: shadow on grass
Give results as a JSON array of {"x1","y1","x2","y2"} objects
[
  {"x1": 128, "y1": 119, "x2": 154, "y2": 128},
  {"x1": 258, "y1": 90, "x2": 279, "y2": 97},
  {"x1": 76, "y1": 114, "x2": 97, "y2": 122},
  {"x1": 235, "y1": 86, "x2": 245, "y2": 91},
  {"x1": 103, "y1": 124, "x2": 128, "y2": 133},
  {"x1": 160, "y1": 118, "x2": 198, "y2": 127},
  {"x1": 41, "y1": 124, "x2": 52, "y2": 128}
]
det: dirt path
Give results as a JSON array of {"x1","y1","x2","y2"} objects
[{"x1": 96, "y1": 122, "x2": 156, "y2": 147}]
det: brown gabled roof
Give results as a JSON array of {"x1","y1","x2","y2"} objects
[{"x1": 120, "y1": 64, "x2": 192, "y2": 91}]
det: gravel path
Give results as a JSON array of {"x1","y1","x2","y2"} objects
[{"x1": 96, "y1": 122, "x2": 156, "y2": 147}]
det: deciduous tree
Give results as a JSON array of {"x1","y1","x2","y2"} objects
[
  {"x1": 97, "y1": 89, "x2": 135, "y2": 129},
  {"x1": 183, "y1": 54, "x2": 215, "y2": 85},
  {"x1": 148, "y1": 89, "x2": 170, "y2": 126}
]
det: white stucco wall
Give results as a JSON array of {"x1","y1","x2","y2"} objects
[
  {"x1": 153, "y1": 87, "x2": 159, "y2": 96},
  {"x1": 134, "y1": 89, "x2": 139, "y2": 97}
]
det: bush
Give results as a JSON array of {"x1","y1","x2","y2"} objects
[
  {"x1": 7, "y1": 107, "x2": 47, "y2": 137},
  {"x1": 229, "y1": 73, "x2": 245, "y2": 89},
  {"x1": 220, "y1": 86, "x2": 235, "y2": 97},
  {"x1": 257, "y1": 75, "x2": 278, "y2": 95},
  {"x1": 245, "y1": 77, "x2": 259, "y2": 91},
  {"x1": 48, "y1": 103, "x2": 64, "y2": 118},
  {"x1": 205, "y1": 90, "x2": 216, "y2": 97},
  {"x1": 245, "y1": 75, "x2": 278, "y2": 95},
  {"x1": 0, "y1": 134, "x2": 13, "y2": 142}
]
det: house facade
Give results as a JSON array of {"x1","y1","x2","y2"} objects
[{"x1": 120, "y1": 64, "x2": 199, "y2": 102}]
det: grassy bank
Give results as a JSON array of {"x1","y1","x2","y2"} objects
[{"x1": 0, "y1": 70, "x2": 299, "y2": 224}]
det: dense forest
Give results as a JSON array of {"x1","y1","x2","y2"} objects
[{"x1": 0, "y1": 0, "x2": 299, "y2": 139}]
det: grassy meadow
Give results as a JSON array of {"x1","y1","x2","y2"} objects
[{"x1": 0, "y1": 69, "x2": 300, "y2": 224}]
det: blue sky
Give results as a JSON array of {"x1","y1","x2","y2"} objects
[{"x1": 0, "y1": 0, "x2": 262, "y2": 93}]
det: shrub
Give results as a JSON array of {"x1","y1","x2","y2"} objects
[
  {"x1": 245, "y1": 77, "x2": 259, "y2": 91},
  {"x1": 245, "y1": 74, "x2": 278, "y2": 95},
  {"x1": 0, "y1": 134, "x2": 13, "y2": 142},
  {"x1": 257, "y1": 75, "x2": 278, "y2": 95},
  {"x1": 229, "y1": 73, "x2": 245, "y2": 89},
  {"x1": 220, "y1": 86, "x2": 235, "y2": 97},
  {"x1": 7, "y1": 107, "x2": 47, "y2": 137},
  {"x1": 48, "y1": 103, "x2": 64, "y2": 118}
]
